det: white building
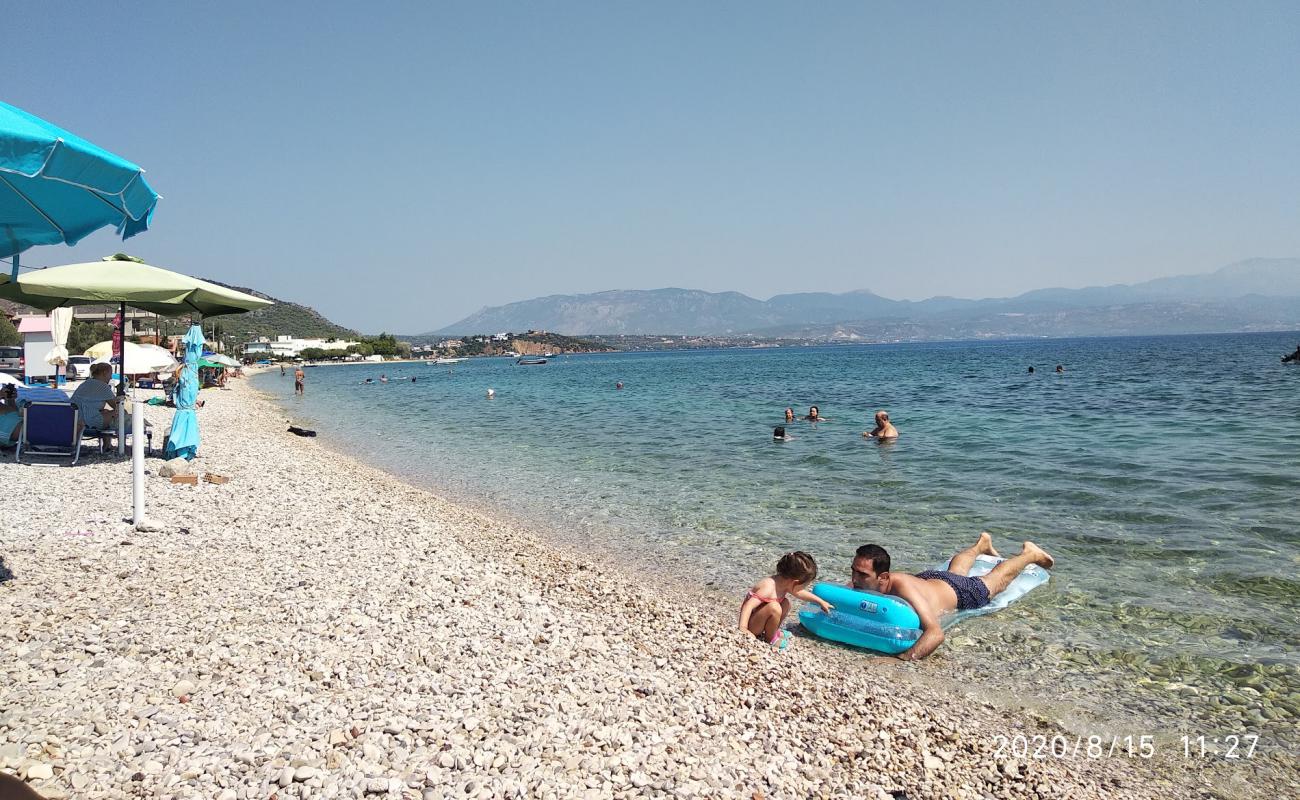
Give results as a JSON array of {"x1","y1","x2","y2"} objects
[
  {"x1": 244, "y1": 335, "x2": 359, "y2": 358},
  {"x1": 16, "y1": 316, "x2": 54, "y2": 380}
]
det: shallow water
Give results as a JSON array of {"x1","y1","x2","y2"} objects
[{"x1": 256, "y1": 332, "x2": 1300, "y2": 753}]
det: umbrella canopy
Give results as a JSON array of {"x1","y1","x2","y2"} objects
[
  {"x1": 0, "y1": 371, "x2": 19, "y2": 386},
  {"x1": 88, "y1": 341, "x2": 177, "y2": 373},
  {"x1": 0, "y1": 258, "x2": 270, "y2": 316},
  {"x1": 44, "y1": 307, "x2": 74, "y2": 366},
  {"x1": 164, "y1": 324, "x2": 203, "y2": 460},
  {"x1": 0, "y1": 101, "x2": 159, "y2": 261},
  {"x1": 205, "y1": 353, "x2": 241, "y2": 368}
]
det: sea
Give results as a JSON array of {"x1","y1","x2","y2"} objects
[{"x1": 254, "y1": 332, "x2": 1300, "y2": 755}]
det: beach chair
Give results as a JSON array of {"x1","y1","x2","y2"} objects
[{"x1": 15, "y1": 401, "x2": 82, "y2": 465}]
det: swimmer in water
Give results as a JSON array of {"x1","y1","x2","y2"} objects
[
  {"x1": 486, "y1": 388, "x2": 495, "y2": 399},
  {"x1": 1055, "y1": 364, "x2": 1064, "y2": 373},
  {"x1": 863, "y1": 410, "x2": 898, "y2": 440},
  {"x1": 773, "y1": 425, "x2": 793, "y2": 441},
  {"x1": 1028, "y1": 366, "x2": 1035, "y2": 374},
  {"x1": 801, "y1": 405, "x2": 828, "y2": 422},
  {"x1": 616, "y1": 381, "x2": 624, "y2": 390},
  {"x1": 784, "y1": 407, "x2": 794, "y2": 422},
  {"x1": 380, "y1": 374, "x2": 388, "y2": 383}
]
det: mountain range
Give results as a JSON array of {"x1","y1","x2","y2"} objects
[{"x1": 430, "y1": 258, "x2": 1300, "y2": 340}]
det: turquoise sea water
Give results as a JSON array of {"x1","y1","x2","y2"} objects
[{"x1": 255, "y1": 333, "x2": 1300, "y2": 752}]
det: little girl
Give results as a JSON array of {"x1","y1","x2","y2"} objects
[{"x1": 739, "y1": 551, "x2": 833, "y2": 647}]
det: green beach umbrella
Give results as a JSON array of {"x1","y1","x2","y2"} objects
[{"x1": 0, "y1": 257, "x2": 270, "y2": 316}]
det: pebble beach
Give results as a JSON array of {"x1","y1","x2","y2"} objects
[{"x1": 0, "y1": 377, "x2": 1289, "y2": 799}]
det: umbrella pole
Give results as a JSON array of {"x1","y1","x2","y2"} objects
[
  {"x1": 117, "y1": 302, "x2": 126, "y2": 455},
  {"x1": 132, "y1": 398, "x2": 145, "y2": 527}
]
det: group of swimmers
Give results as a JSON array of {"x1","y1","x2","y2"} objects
[
  {"x1": 360, "y1": 373, "x2": 418, "y2": 384},
  {"x1": 740, "y1": 533, "x2": 1054, "y2": 660},
  {"x1": 773, "y1": 405, "x2": 897, "y2": 442}
]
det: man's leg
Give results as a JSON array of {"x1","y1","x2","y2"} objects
[
  {"x1": 947, "y1": 531, "x2": 1001, "y2": 576},
  {"x1": 978, "y1": 541, "x2": 1054, "y2": 597}
]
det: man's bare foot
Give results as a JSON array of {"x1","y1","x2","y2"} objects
[
  {"x1": 1021, "y1": 541, "x2": 1054, "y2": 569},
  {"x1": 977, "y1": 531, "x2": 1001, "y2": 558}
]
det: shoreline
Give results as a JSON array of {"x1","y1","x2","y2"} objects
[{"x1": 0, "y1": 379, "x2": 1281, "y2": 798}]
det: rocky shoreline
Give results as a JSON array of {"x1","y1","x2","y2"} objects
[{"x1": 0, "y1": 378, "x2": 1280, "y2": 798}]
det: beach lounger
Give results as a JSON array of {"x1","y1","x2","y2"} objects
[{"x1": 15, "y1": 402, "x2": 82, "y2": 465}]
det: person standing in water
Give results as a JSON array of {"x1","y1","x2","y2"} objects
[
  {"x1": 293, "y1": 366, "x2": 305, "y2": 395},
  {"x1": 863, "y1": 410, "x2": 898, "y2": 439}
]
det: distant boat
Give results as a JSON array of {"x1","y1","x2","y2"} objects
[
  {"x1": 503, "y1": 351, "x2": 520, "y2": 358},
  {"x1": 433, "y1": 357, "x2": 467, "y2": 364},
  {"x1": 516, "y1": 357, "x2": 548, "y2": 365},
  {"x1": 541, "y1": 352, "x2": 557, "y2": 358}
]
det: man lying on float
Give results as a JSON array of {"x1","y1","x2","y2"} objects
[{"x1": 850, "y1": 534, "x2": 1055, "y2": 660}]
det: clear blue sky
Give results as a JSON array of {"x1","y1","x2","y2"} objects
[{"x1": 9, "y1": 1, "x2": 1299, "y2": 333}]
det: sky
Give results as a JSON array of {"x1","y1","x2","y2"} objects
[{"x1": 6, "y1": 1, "x2": 1299, "y2": 333}]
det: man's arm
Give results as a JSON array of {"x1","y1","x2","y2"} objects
[{"x1": 892, "y1": 578, "x2": 944, "y2": 661}]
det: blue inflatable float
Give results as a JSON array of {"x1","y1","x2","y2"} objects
[{"x1": 798, "y1": 554, "x2": 1051, "y2": 654}]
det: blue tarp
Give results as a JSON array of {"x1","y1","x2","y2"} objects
[{"x1": 164, "y1": 324, "x2": 203, "y2": 460}]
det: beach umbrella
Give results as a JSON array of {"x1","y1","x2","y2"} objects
[
  {"x1": 0, "y1": 371, "x2": 19, "y2": 386},
  {"x1": 0, "y1": 256, "x2": 269, "y2": 398},
  {"x1": 205, "y1": 353, "x2": 240, "y2": 368},
  {"x1": 164, "y1": 324, "x2": 203, "y2": 461},
  {"x1": 0, "y1": 257, "x2": 269, "y2": 316},
  {"x1": 0, "y1": 100, "x2": 159, "y2": 277},
  {"x1": 89, "y1": 342, "x2": 176, "y2": 374},
  {"x1": 43, "y1": 306, "x2": 73, "y2": 384}
]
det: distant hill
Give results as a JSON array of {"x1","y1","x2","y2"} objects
[
  {"x1": 430, "y1": 258, "x2": 1300, "y2": 338},
  {"x1": 191, "y1": 279, "x2": 359, "y2": 342}
]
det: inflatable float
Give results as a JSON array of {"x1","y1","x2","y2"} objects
[{"x1": 798, "y1": 554, "x2": 1051, "y2": 654}]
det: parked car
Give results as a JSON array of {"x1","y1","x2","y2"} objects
[
  {"x1": 65, "y1": 354, "x2": 93, "y2": 380},
  {"x1": 0, "y1": 345, "x2": 23, "y2": 378}
]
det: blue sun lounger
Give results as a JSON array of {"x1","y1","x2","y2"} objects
[{"x1": 16, "y1": 402, "x2": 83, "y2": 465}]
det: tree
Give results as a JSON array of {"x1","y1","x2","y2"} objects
[
  {"x1": 395, "y1": 340, "x2": 412, "y2": 358},
  {"x1": 348, "y1": 342, "x2": 374, "y2": 357},
  {"x1": 66, "y1": 320, "x2": 114, "y2": 355},
  {"x1": 0, "y1": 315, "x2": 19, "y2": 347},
  {"x1": 365, "y1": 332, "x2": 398, "y2": 357}
]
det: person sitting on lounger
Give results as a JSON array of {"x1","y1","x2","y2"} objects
[
  {"x1": 70, "y1": 363, "x2": 125, "y2": 433},
  {"x1": 849, "y1": 534, "x2": 1054, "y2": 661},
  {"x1": 0, "y1": 384, "x2": 23, "y2": 443}
]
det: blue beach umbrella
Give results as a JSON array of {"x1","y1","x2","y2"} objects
[
  {"x1": 0, "y1": 100, "x2": 160, "y2": 277},
  {"x1": 164, "y1": 324, "x2": 204, "y2": 460}
]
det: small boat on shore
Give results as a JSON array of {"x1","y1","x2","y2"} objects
[{"x1": 516, "y1": 357, "x2": 548, "y2": 365}]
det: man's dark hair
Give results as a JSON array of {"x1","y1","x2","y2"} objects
[{"x1": 854, "y1": 544, "x2": 891, "y2": 574}]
